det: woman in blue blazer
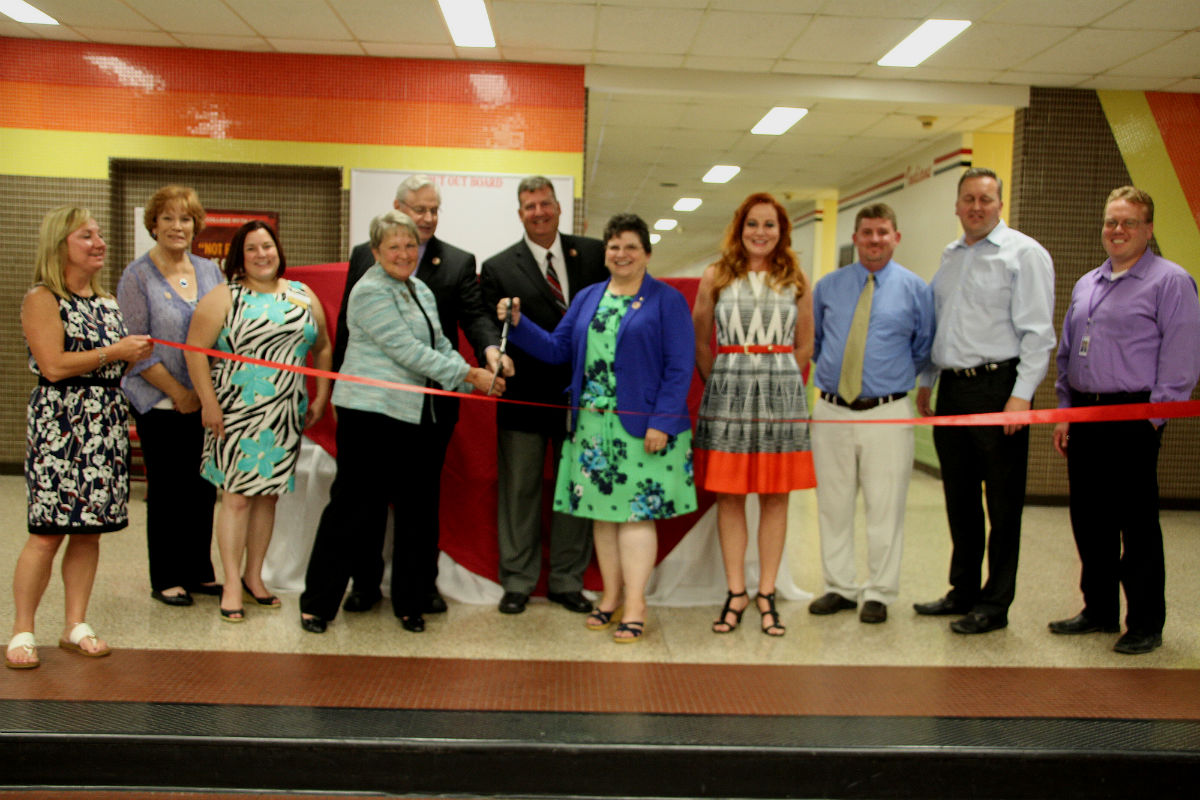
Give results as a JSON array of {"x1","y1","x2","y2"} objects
[{"x1": 501, "y1": 214, "x2": 696, "y2": 643}]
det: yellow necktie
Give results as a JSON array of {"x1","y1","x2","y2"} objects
[{"x1": 838, "y1": 274, "x2": 875, "y2": 403}]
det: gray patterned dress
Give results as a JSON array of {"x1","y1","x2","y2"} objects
[{"x1": 694, "y1": 272, "x2": 815, "y2": 494}]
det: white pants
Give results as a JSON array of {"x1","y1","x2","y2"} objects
[{"x1": 811, "y1": 395, "x2": 914, "y2": 605}]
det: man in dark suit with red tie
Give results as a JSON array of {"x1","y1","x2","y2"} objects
[
  {"x1": 335, "y1": 174, "x2": 504, "y2": 617},
  {"x1": 480, "y1": 176, "x2": 608, "y2": 615}
]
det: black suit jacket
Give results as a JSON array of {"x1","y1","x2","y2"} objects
[
  {"x1": 480, "y1": 233, "x2": 607, "y2": 434},
  {"x1": 335, "y1": 236, "x2": 498, "y2": 426}
]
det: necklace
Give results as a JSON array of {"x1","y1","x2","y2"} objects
[{"x1": 178, "y1": 277, "x2": 189, "y2": 288}]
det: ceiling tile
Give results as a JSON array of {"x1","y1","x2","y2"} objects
[
  {"x1": 1092, "y1": 0, "x2": 1200, "y2": 29},
  {"x1": 762, "y1": 133, "x2": 853, "y2": 155},
  {"x1": 33, "y1": 0, "x2": 157, "y2": 29},
  {"x1": 689, "y1": 11, "x2": 808, "y2": 58},
  {"x1": 174, "y1": 34, "x2": 274, "y2": 51},
  {"x1": 1162, "y1": 78, "x2": 1200, "y2": 93},
  {"x1": 677, "y1": 103, "x2": 767, "y2": 132},
  {"x1": 595, "y1": 6, "x2": 704, "y2": 54},
  {"x1": 990, "y1": 71, "x2": 1088, "y2": 87},
  {"x1": 980, "y1": 0, "x2": 1123, "y2": 26},
  {"x1": 329, "y1": 0, "x2": 449, "y2": 43},
  {"x1": 501, "y1": 46, "x2": 591, "y2": 63},
  {"x1": 710, "y1": 0, "x2": 824, "y2": 10},
  {"x1": 599, "y1": 99, "x2": 695, "y2": 127},
  {"x1": 1102, "y1": 32, "x2": 1200, "y2": 78},
  {"x1": 784, "y1": 16, "x2": 919, "y2": 63},
  {"x1": 267, "y1": 38, "x2": 365, "y2": 55},
  {"x1": 823, "y1": 0, "x2": 940, "y2": 18},
  {"x1": 772, "y1": 60, "x2": 863, "y2": 76},
  {"x1": 81, "y1": 29, "x2": 181, "y2": 47},
  {"x1": 860, "y1": 113, "x2": 967, "y2": 139},
  {"x1": 226, "y1": 0, "x2": 352, "y2": 40},
  {"x1": 791, "y1": 110, "x2": 888, "y2": 137},
  {"x1": 361, "y1": 42, "x2": 457, "y2": 59},
  {"x1": 923, "y1": 23, "x2": 1076, "y2": 70},
  {"x1": 1076, "y1": 75, "x2": 1180, "y2": 91},
  {"x1": 593, "y1": 51, "x2": 686, "y2": 68},
  {"x1": 491, "y1": 1, "x2": 595, "y2": 48},
  {"x1": 125, "y1": 0, "x2": 251, "y2": 36},
  {"x1": 682, "y1": 55, "x2": 779, "y2": 73},
  {"x1": 858, "y1": 64, "x2": 1000, "y2": 83},
  {"x1": 1016, "y1": 29, "x2": 1178, "y2": 73}
]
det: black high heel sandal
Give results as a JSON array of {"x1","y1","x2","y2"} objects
[
  {"x1": 712, "y1": 590, "x2": 749, "y2": 634},
  {"x1": 756, "y1": 592, "x2": 786, "y2": 637}
]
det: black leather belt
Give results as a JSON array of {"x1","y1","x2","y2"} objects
[
  {"x1": 1070, "y1": 389, "x2": 1151, "y2": 407},
  {"x1": 820, "y1": 390, "x2": 907, "y2": 411},
  {"x1": 945, "y1": 357, "x2": 1019, "y2": 378}
]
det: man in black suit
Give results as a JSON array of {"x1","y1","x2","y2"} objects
[
  {"x1": 480, "y1": 176, "x2": 608, "y2": 615},
  {"x1": 335, "y1": 174, "x2": 505, "y2": 617}
]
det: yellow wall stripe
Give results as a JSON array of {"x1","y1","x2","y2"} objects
[
  {"x1": 1097, "y1": 91, "x2": 1200, "y2": 277},
  {"x1": 0, "y1": 128, "x2": 584, "y2": 195}
]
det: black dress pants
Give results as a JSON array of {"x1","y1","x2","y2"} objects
[
  {"x1": 1067, "y1": 412, "x2": 1164, "y2": 635},
  {"x1": 932, "y1": 365, "x2": 1028, "y2": 618},
  {"x1": 133, "y1": 408, "x2": 216, "y2": 592},
  {"x1": 301, "y1": 405, "x2": 452, "y2": 621}
]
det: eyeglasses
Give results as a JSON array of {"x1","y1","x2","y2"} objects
[
  {"x1": 1104, "y1": 218, "x2": 1144, "y2": 231},
  {"x1": 403, "y1": 204, "x2": 439, "y2": 217}
]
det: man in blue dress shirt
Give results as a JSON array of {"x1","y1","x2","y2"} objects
[
  {"x1": 914, "y1": 167, "x2": 1056, "y2": 635},
  {"x1": 808, "y1": 203, "x2": 934, "y2": 624},
  {"x1": 1049, "y1": 186, "x2": 1200, "y2": 655}
]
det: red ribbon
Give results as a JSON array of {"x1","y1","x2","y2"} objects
[{"x1": 157, "y1": 338, "x2": 1200, "y2": 427}]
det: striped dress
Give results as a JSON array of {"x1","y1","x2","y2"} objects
[
  {"x1": 694, "y1": 272, "x2": 816, "y2": 494},
  {"x1": 200, "y1": 280, "x2": 316, "y2": 495}
]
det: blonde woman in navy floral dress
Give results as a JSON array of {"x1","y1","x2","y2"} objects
[
  {"x1": 7, "y1": 207, "x2": 153, "y2": 670},
  {"x1": 501, "y1": 214, "x2": 696, "y2": 643},
  {"x1": 186, "y1": 222, "x2": 331, "y2": 623}
]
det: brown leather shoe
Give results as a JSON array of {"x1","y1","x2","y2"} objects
[
  {"x1": 859, "y1": 600, "x2": 887, "y2": 624},
  {"x1": 808, "y1": 592, "x2": 857, "y2": 615}
]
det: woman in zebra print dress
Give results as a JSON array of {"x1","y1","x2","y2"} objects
[{"x1": 186, "y1": 222, "x2": 332, "y2": 623}]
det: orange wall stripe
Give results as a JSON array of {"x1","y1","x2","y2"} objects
[
  {"x1": 0, "y1": 38, "x2": 583, "y2": 109},
  {"x1": 1145, "y1": 91, "x2": 1200, "y2": 233},
  {"x1": 0, "y1": 81, "x2": 582, "y2": 151}
]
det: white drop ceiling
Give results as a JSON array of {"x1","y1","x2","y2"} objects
[{"x1": 4, "y1": 0, "x2": 1198, "y2": 269}]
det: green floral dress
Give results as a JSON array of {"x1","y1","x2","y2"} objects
[
  {"x1": 554, "y1": 291, "x2": 697, "y2": 522},
  {"x1": 200, "y1": 280, "x2": 316, "y2": 495}
]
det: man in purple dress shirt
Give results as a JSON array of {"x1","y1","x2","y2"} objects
[{"x1": 1050, "y1": 186, "x2": 1200, "y2": 655}]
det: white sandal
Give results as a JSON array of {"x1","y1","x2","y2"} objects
[
  {"x1": 58, "y1": 622, "x2": 111, "y2": 658},
  {"x1": 5, "y1": 632, "x2": 39, "y2": 669}
]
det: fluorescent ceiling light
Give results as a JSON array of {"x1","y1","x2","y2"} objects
[
  {"x1": 654, "y1": 219, "x2": 678, "y2": 231},
  {"x1": 673, "y1": 198, "x2": 702, "y2": 212},
  {"x1": 438, "y1": 0, "x2": 495, "y2": 48},
  {"x1": 650, "y1": 233, "x2": 662, "y2": 245},
  {"x1": 751, "y1": 107, "x2": 808, "y2": 135},
  {"x1": 702, "y1": 165, "x2": 740, "y2": 184},
  {"x1": 0, "y1": 0, "x2": 58, "y2": 24},
  {"x1": 877, "y1": 20, "x2": 970, "y2": 68}
]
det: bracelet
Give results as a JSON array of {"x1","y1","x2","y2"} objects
[{"x1": 97, "y1": 349, "x2": 108, "y2": 366}]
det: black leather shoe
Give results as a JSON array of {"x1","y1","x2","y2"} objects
[
  {"x1": 151, "y1": 589, "x2": 193, "y2": 607},
  {"x1": 400, "y1": 615, "x2": 426, "y2": 633},
  {"x1": 424, "y1": 592, "x2": 448, "y2": 614},
  {"x1": 343, "y1": 591, "x2": 382, "y2": 613},
  {"x1": 498, "y1": 591, "x2": 528, "y2": 615},
  {"x1": 808, "y1": 592, "x2": 857, "y2": 615},
  {"x1": 1048, "y1": 613, "x2": 1119, "y2": 635},
  {"x1": 1113, "y1": 631, "x2": 1162, "y2": 655},
  {"x1": 950, "y1": 611, "x2": 1007, "y2": 634},
  {"x1": 547, "y1": 590, "x2": 593, "y2": 614},
  {"x1": 300, "y1": 615, "x2": 326, "y2": 634},
  {"x1": 913, "y1": 596, "x2": 970, "y2": 616},
  {"x1": 860, "y1": 600, "x2": 887, "y2": 624}
]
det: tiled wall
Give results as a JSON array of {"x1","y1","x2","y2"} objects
[
  {"x1": 1013, "y1": 87, "x2": 1200, "y2": 501},
  {"x1": 0, "y1": 38, "x2": 587, "y2": 468}
]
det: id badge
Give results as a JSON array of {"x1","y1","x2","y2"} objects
[{"x1": 1078, "y1": 334, "x2": 1090, "y2": 357}]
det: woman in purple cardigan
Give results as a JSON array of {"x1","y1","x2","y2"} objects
[
  {"x1": 118, "y1": 186, "x2": 223, "y2": 608},
  {"x1": 499, "y1": 214, "x2": 696, "y2": 643}
]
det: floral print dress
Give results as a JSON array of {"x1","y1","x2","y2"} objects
[
  {"x1": 200, "y1": 280, "x2": 316, "y2": 495},
  {"x1": 26, "y1": 292, "x2": 131, "y2": 534},
  {"x1": 553, "y1": 290, "x2": 697, "y2": 522}
]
